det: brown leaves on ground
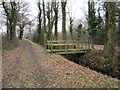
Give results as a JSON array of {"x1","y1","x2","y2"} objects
[
  {"x1": 2, "y1": 40, "x2": 120, "y2": 88},
  {"x1": 2, "y1": 40, "x2": 24, "y2": 87},
  {"x1": 32, "y1": 42, "x2": 119, "y2": 88}
]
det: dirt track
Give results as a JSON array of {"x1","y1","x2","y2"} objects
[
  {"x1": 2, "y1": 40, "x2": 119, "y2": 88},
  {"x1": 2, "y1": 41, "x2": 54, "y2": 88}
]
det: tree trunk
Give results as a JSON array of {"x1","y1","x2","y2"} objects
[
  {"x1": 43, "y1": 0, "x2": 47, "y2": 48},
  {"x1": 47, "y1": 2, "x2": 51, "y2": 40},
  {"x1": 88, "y1": 1, "x2": 96, "y2": 49},
  {"x1": 38, "y1": 2, "x2": 42, "y2": 44},
  {"x1": 19, "y1": 29, "x2": 24, "y2": 40},
  {"x1": 69, "y1": 17, "x2": 73, "y2": 40},
  {"x1": 10, "y1": 2, "x2": 17, "y2": 41},
  {"x1": 6, "y1": 18, "x2": 10, "y2": 41},
  {"x1": 61, "y1": 1, "x2": 67, "y2": 40},
  {"x1": 54, "y1": 2, "x2": 58, "y2": 40},
  {"x1": 54, "y1": 11, "x2": 58, "y2": 40},
  {"x1": 19, "y1": 25, "x2": 24, "y2": 40},
  {"x1": 103, "y1": 2, "x2": 117, "y2": 71}
]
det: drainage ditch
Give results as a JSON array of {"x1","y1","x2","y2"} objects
[{"x1": 62, "y1": 53, "x2": 120, "y2": 80}]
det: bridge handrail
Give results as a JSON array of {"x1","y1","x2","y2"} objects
[
  {"x1": 46, "y1": 40, "x2": 91, "y2": 54},
  {"x1": 47, "y1": 43, "x2": 85, "y2": 46},
  {"x1": 47, "y1": 40, "x2": 88, "y2": 44}
]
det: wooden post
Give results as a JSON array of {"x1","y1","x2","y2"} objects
[
  {"x1": 51, "y1": 40, "x2": 53, "y2": 53},
  {"x1": 44, "y1": 33, "x2": 47, "y2": 50},
  {"x1": 51, "y1": 45, "x2": 53, "y2": 53},
  {"x1": 65, "y1": 44, "x2": 67, "y2": 53}
]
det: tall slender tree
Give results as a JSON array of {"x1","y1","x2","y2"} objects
[
  {"x1": 68, "y1": 0, "x2": 75, "y2": 40},
  {"x1": 37, "y1": 1, "x2": 42, "y2": 44},
  {"x1": 69, "y1": 17, "x2": 73, "y2": 40},
  {"x1": 61, "y1": 0, "x2": 67, "y2": 40},
  {"x1": 88, "y1": 0, "x2": 100, "y2": 48},
  {"x1": 47, "y1": 2, "x2": 55, "y2": 40},
  {"x1": 42, "y1": 0, "x2": 47, "y2": 47},
  {"x1": 54, "y1": 1, "x2": 59, "y2": 40},
  {"x1": 47, "y1": 2, "x2": 51, "y2": 40}
]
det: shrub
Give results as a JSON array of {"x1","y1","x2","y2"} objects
[
  {"x1": 2, "y1": 34, "x2": 19, "y2": 52},
  {"x1": 31, "y1": 31, "x2": 41, "y2": 44}
]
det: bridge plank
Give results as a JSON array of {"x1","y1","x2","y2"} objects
[{"x1": 56, "y1": 51, "x2": 86, "y2": 54}]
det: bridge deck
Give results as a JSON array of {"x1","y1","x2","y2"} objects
[{"x1": 46, "y1": 40, "x2": 91, "y2": 54}]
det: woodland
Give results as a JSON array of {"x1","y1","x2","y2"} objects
[{"x1": 0, "y1": 0, "x2": 120, "y2": 88}]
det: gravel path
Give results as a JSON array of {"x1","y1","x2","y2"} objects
[{"x1": 2, "y1": 40, "x2": 120, "y2": 88}]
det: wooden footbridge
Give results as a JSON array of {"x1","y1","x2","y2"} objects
[{"x1": 46, "y1": 40, "x2": 91, "y2": 54}]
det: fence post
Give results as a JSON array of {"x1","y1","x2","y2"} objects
[
  {"x1": 51, "y1": 40, "x2": 53, "y2": 53},
  {"x1": 65, "y1": 45, "x2": 67, "y2": 53},
  {"x1": 65, "y1": 41, "x2": 67, "y2": 53}
]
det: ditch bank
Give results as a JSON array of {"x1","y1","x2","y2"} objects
[{"x1": 62, "y1": 51, "x2": 120, "y2": 80}]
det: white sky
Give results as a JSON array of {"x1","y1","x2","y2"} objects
[
  {"x1": 23, "y1": 0, "x2": 88, "y2": 32},
  {"x1": 0, "y1": 0, "x2": 119, "y2": 34},
  {"x1": 0, "y1": 0, "x2": 88, "y2": 34},
  {"x1": 26, "y1": 0, "x2": 88, "y2": 19}
]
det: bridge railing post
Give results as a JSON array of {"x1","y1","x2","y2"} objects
[
  {"x1": 51, "y1": 40, "x2": 53, "y2": 53},
  {"x1": 65, "y1": 43, "x2": 67, "y2": 53}
]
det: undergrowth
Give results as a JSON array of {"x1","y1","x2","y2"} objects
[
  {"x1": 63, "y1": 50, "x2": 119, "y2": 79},
  {"x1": 2, "y1": 35, "x2": 19, "y2": 52},
  {"x1": 84, "y1": 50, "x2": 119, "y2": 79}
]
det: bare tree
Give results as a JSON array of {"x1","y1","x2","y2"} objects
[
  {"x1": 61, "y1": 0, "x2": 67, "y2": 40},
  {"x1": 42, "y1": 0, "x2": 47, "y2": 47},
  {"x1": 54, "y1": 1, "x2": 59, "y2": 40},
  {"x1": 37, "y1": 1, "x2": 42, "y2": 44},
  {"x1": 67, "y1": 3, "x2": 74, "y2": 40},
  {"x1": 17, "y1": 13, "x2": 31, "y2": 40},
  {"x1": 16, "y1": 2, "x2": 30, "y2": 40},
  {"x1": 2, "y1": 2, "x2": 18, "y2": 41},
  {"x1": 46, "y1": 2, "x2": 54, "y2": 40},
  {"x1": 2, "y1": 1, "x2": 29, "y2": 41}
]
